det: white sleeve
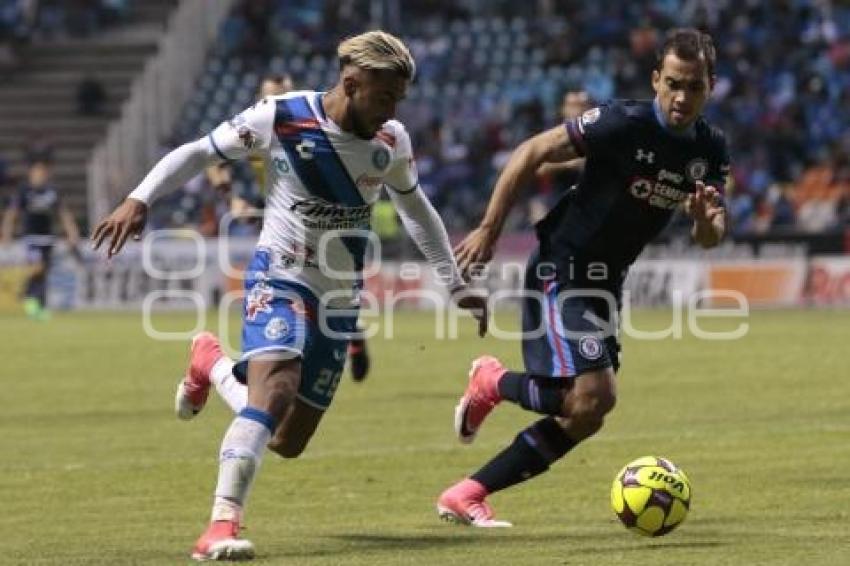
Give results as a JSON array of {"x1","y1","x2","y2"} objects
[
  {"x1": 127, "y1": 99, "x2": 277, "y2": 205},
  {"x1": 206, "y1": 97, "x2": 276, "y2": 161},
  {"x1": 127, "y1": 138, "x2": 218, "y2": 204},
  {"x1": 388, "y1": 184, "x2": 464, "y2": 290},
  {"x1": 383, "y1": 121, "x2": 418, "y2": 194}
]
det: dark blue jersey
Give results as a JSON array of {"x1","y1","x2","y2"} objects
[
  {"x1": 12, "y1": 184, "x2": 61, "y2": 237},
  {"x1": 535, "y1": 100, "x2": 730, "y2": 293}
]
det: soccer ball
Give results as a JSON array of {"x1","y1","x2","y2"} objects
[{"x1": 610, "y1": 456, "x2": 691, "y2": 537}]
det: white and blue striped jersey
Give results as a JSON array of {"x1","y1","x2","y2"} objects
[{"x1": 208, "y1": 90, "x2": 419, "y2": 305}]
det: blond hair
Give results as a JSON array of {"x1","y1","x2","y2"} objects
[{"x1": 337, "y1": 30, "x2": 415, "y2": 80}]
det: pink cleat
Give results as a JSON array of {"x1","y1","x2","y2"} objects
[
  {"x1": 454, "y1": 356, "x2": 507, "y2": 444},
  {"x1": 191, "y1": 520, "x2": 255, "y2": 561},
  {"x1": 175, "y1": 332, "x2": 223, "y2": 420},
  {"x1": 437, "y1": 478, "x2": 512, "y2": 528}
]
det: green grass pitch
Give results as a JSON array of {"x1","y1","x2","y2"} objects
[{"x1": 2, "y1": 309, "x2": 848, "y2": 565}]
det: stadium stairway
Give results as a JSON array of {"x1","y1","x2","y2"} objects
[{"x1": 0, "y1": 0, "x2": 178, "y2": 231}]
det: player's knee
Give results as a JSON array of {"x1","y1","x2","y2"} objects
[
  {"x1": 258, "y1": 369, "x2": 299, "y2": 410},
  {"x1": 570, "y1": 389, "x2": 616, "y2": 437},
  {"x1": 267, "y1": 377, "x2": 298, "y2": 404}
]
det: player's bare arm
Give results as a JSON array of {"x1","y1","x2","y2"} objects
[
  {"x1": 536, "y1": 157, "x2": 585, "y2": 178},
  {"x1": 685, "y1": 180, "x2": 725, "y2": 248},
  {"x1": 1, "y1": 206, "x2": 17, "y2": 244},
  {"x1": 59, "y1": 205, "x2": 81, "y2": 246},
  {"x1": 91, "y1": 137, "x2": 230, "y2": 258},
  {"x1": 455, "y1": 124, "x2": 580, "y2": 275}
]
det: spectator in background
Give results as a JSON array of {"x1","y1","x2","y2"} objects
[
  {"x1": 176, "y1": 0, "x2": 850, "y2": 238},
  {"x1": 98, "y1": 0, "x2": 128, "y2": 27},
  {"x1": 768, "y1": 183, "x2": 796, "y2": 231},
  {"x1": 66, "y1": 0, "x2": 99, "y2": 38},
  {"x1": 207, "y1": 73, "x2": 295, "y2": 236},
  {"x1": 236, "y1": 0, "x2": 273, "y2": 61},
  {"x1": 530, "y1": 89, "x2": 593, "y2": 223},
  {"x1": 537, "y1": 89, "x2": 592, "y2": 185},
  {"x1": 0, "y1": 153, "x2": 9, "y2": 191},
  {"x1": 1, "y1": 161, "x2": 80, "y2": 320},
  {"x1": 76, "y1": 74, "x2": 107, "y2": 116}
]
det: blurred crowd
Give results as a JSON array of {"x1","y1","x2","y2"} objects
[
  {"x1": 75, "y1": 0, "x2": 839, "y2": 241},
  {"x1": 0, "y1": 0, "x2": 127, "y2": 73},
  {"x1": 152, "y1": 0, "x2": 850, "y2": 239}
]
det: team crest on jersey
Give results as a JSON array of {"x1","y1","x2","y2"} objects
[
  {"x1": 579, "y1": 336, "x2": 603, "y2": 360},
  {"x1": 372, "y1": 147, "x2": 391, "y2": 170},
  {"x1": 686, "y1": 158, "x2": 708, "y2": 182},
  {"x1": 264, "y1": 317, "x2": 289, "y2": 340},
  {"x1": 581, "y1": 108, "x2": 601, "y2": 127},
  {"x1": 246, "y1": 282, "x2": 274, "y2": 321}
]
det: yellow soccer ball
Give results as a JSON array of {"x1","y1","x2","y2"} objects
[{"x1": 611, "y1": 456, "x2": 691, "y2": 536}]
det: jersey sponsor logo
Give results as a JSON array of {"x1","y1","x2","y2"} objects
[
  {"x1": 279, "y1": 241, "x2": 318, "y2": 269},
  {"x1": 237, "y1": 126, "x2": 257, "y2": 149},
  {"x1": 635, "y1": 148, "x2": 655, "y2": 163},
  {"x1": 246, "y1": 282, "x2": 274, "y2": 321},
  {"x1": 289, "y1": 197, "x2": 372, "y2": 230},
  {"x1": 628, "y1": 176, "x2": 689, "y2": 210},
  {"x1": 228, "y1": 114, "x2": 258, "y2": 149},
  {"x1": 657, "y1": 169, "x2": 684, "y2": 184},
  {"x1": 356, "y1": 173, "x2": 383, "y2": 191},
  {"x1": 264, "y1": 317, "x2": 289, "y2": 341},
  {"x1": 579, "y1": 335, "x2": 603, "y2": 360},
  {"x1": 295, "y1": 138, "x2": 316, "y2": 160},
  {"x1": 686, "y1": 158, "x2": 708, "y2": 182},
  {"x1": 630, "y1": 179, "x2": 653, "y2": 199},
  {"x1": 372, "y1": 147, "x2": 391, "y2": 170},
  {"x1": 581, "y1": 107, "x2": 601, "y2": 127},
  {"x1": 274, "y1": 118, "x2": 321, "y2": 136}
]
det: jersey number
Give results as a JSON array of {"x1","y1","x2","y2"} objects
[{"x1": 313, "y1": 367, "x2": 342, "y2": 399}]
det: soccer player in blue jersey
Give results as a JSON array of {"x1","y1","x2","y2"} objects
[
  {"x1": 437, "y1": 28, "x2": 729, "y2": 527},
  {"x1": 92, "y1": 31, "x2": 487, "y2": 560},
  {"x1": 1, "y1": 161, "x2": 80, "y2": 319}
]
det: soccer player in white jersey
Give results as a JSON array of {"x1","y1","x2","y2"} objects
[{"x1": 92, "y1": 31, "x2": 487, "y2": 561}]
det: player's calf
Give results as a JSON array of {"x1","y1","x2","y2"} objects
[
  {"x1": 559, "y1": 368, "x2": 616, "y2": 440},
  {"x1": 266, "y1": 399, "x2": 325, "y2": 459}
]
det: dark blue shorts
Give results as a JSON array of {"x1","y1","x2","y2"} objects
[
  {"x1": 25, "y1": 243, "x2": 53, "y2": 266},
  {"x1": 521, "y1": 255, "x2": 621, "y2": 378},
  {"x1": 233, "y1": 249, "x2": 358, "y2": 411}
]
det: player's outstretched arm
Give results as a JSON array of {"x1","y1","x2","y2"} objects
[
  {"x1": 455, "y1": 124, "x2": 580, "y2": 276},
  {"x1": 1, "y1": 206, "x2": 17, "y2": 244},
  {"x1": 685, "y1": 180, "x2": 726, "y2": 248},
  {"x1": 91, "y1": 138, "x2": 220, "y2": 258},
  {"x1": 59, "y1": 205, "x2": 81, "y2": 246},
  {"x1": 388, "y1": 185, "x2": 488, "y2": 336}
]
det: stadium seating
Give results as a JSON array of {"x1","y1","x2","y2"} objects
[{"x1": 0, "y1": 0, "x2": 178, "y2": 223}]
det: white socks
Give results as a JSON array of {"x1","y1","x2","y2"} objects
[
  {"x1": 211, "y1": 412, "x2": 273, "y2": 522},
  {"x1": 210, "y1": 357, "x2": 248, "y2": 414}
]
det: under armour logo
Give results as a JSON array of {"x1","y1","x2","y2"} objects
[
  {"x1": 296, "y1": 139, "x2": 315, "y2": 160},
  {"x1": 636, "y1": 148, "x2": 655, "y2": 163}
]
